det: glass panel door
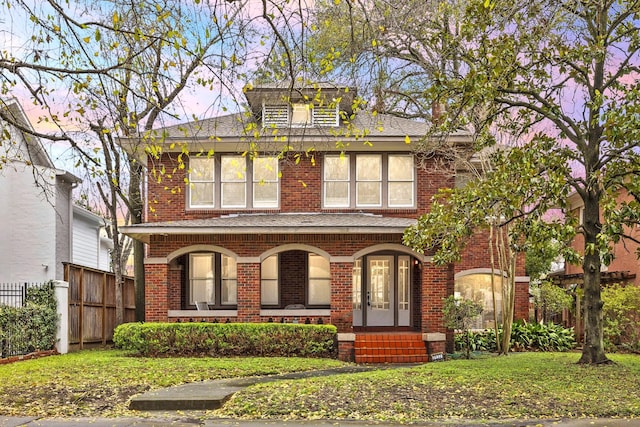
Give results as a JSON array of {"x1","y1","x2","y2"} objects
[
  {"x1": 398, "y1": 256, "x2": 410, "y2": 326},
  {"x1": 366, "y1": 256, "x2": 394, "y2": 326}
]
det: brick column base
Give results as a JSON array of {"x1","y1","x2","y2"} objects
[{"x1": 337, "y1": 333, "x2": 355, "y2": 362}]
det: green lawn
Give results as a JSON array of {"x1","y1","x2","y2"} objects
[
  {"x1": 217, "y1": 352, "x2": 640, "y2": 423},
  {"x1": 0, "y1": 349, "x2": 345, "y2": 417},
  {"x1": 1, "y1": 350, "x2": 639, "y2": 423}
]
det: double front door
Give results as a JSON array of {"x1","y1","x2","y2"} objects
[{"x1": 353, "y1": 254, "x2": 412, "y2": 327}]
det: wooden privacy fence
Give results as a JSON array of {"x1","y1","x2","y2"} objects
[{"x1": 64, "y1": 263, "x2": 136, "y2": 350}]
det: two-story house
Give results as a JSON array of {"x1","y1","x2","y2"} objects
[
  {"x1": 121, "y1": 84, "x2": 529, "y2": 362},
  {"x1": 0, "y1": 98, "x2": 114, "y2": 286}
]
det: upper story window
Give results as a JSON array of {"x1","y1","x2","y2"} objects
[
  {"x1": 188, "y1": 155, "x2": 279, "y2": 209},
  {"x1": 262, "y1": 103, "x2": 339, "y2": 128},
  {"x1": 323, "y1": 154, "x2": 415, "y2": 208}
]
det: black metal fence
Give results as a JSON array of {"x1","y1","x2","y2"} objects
[
  {"x1": 0, "y1": 282, "x2": 47, "y2": 358},
  {"x1": 0, "y1": 282, "x2": 33, "y2": 308}
]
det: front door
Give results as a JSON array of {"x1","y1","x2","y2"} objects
[
  {"x1": 352, "y1": 254, "x2": 412, "y2": 327},
  {"x1": 366, "y1": 256, "x2": 394, "y2": 326}
]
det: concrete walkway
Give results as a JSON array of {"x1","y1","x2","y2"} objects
[{"x1": 129, "y1": 364, "x2": 403, "y2": 411}]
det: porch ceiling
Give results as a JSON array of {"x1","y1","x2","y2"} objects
[{"x1": 121, "y1": 212, "x2": 417, "y2": 244}]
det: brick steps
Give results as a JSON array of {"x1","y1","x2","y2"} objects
[{"x1": 355, "y1": 333, "x2": 428, "y2": 364}]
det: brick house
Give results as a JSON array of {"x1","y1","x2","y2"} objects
[
  {"x1": 550, "y1": 190, "x2": 639, "y2": 336},
  {"x1": 121, "y1": 84, "x2": 529, "y2": 362}
]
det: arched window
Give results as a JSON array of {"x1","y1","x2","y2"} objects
[{"x1": 455, "y1": 273, "x2": 504, "y2": 329}]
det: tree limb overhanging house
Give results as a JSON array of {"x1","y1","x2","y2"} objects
[{"x1": 119, "y1": 84, "x2": 530, "y2": 362}]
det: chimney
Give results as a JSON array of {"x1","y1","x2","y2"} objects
[{"x1": 431, "y1": 101, "x2": 445, "y2": 125}]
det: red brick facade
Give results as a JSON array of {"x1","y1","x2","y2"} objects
[{"x1": 125, "y1": 95, "x2": 530, "y2": 362}]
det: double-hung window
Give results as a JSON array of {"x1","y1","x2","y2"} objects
[
  {"x1": 323, "y1": 155, "x2": 350, "y2": 207},
  {"x1": 221, "y1": 155, "x2": 246, "y2": 208},
  {"x1": 388, "y1": 155, "x2": 414, "y2": 207},
  {"x1": 261, "y1": 255, "x2": 279, "y2": 306},
  {"x1": 253, "y1": 157, "x2": 279, "y2": 208},
  {"x1": 189, "y1": 157, "x2": 215, "y2": 207},
  {"x1": 188, "y1": 253, "x2": 237, "y2": 307},
  {"x1": 188, "y1": 155, "x2": 279, "y2": 209},
  {"x1": 323, "y1": 154, "x2": 415, "y2": 208},
  {"x1": 308, "y1": 253, "x2": 331, "y2": 306},
  {"x1": 356, "y1": 154, "x2": 382, "y2": 206}
]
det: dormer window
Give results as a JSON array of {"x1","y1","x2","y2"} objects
[
  {"x1": 262, "y1": 102, "x2": 339, "y2": 128},
  {"x1": 291, "y1": 103, "x2": 311, "y2": 126}
]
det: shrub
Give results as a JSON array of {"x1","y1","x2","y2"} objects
[
  {"x1": 0, "y1": 282, "x2": 58, "y2": 357},
  {"x1": 442, "y1": 296, "x2": 483, "y2": 359},
  {"x1": 455, "y1": 321, "x2": 576, "y2": 353},
  {"x1": 510, "y1": 320, "x2": 576, "y2": 352},
  {"x1": 113, "y1": 322, "x2": 337, "y2": 358},
  {"x1": 602, "y1": 284, "x2": 640, "y2": 353},
  {"x1": 454, "y1": 328, "x2": 497, "y2": 352}
]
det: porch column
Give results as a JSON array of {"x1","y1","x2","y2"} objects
[
  {"x1": 144, "y1": 262, "x2": 169, "y2": 322},
  {"x1": 237, "y1": 262, "x2": 260, "y2": 322},
  {"x1": 421, "y1": 262, "x2": 454, "y2": 354},
  {"x1": 330, "y1": 260, "x2": 355, "y2": 362},
  {"x1": 329, "y1": 261, "x2": 353, "y2": 333},
  {"x1": 514, "y1": 277, "x2": 530, "y2": 321}
]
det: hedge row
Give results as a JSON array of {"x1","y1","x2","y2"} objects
[
  {"x1": 113, "y1": 322, "x2": 338, "y2": 357},
  {"x1": 0, "y1": 282, "x2": 58, "y2": 358}
]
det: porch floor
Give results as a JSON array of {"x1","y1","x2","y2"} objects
[{"x1": 354, "y1": 332, "x2": 428, "y2": 364}]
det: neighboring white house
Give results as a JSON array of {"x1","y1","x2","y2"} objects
[
  {"x1": 72, "y1": 205, "x2": 113, "y2": 272},
  {"x1": 0, "y1": 98, "x2": 112, "y2": 283}
]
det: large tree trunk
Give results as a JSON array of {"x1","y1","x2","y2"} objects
[
  {"x1": 577, "y1": 192, "x2": 610, "y2": 364},
  {"x1": 129, "y1": 156, "x2": 146, "y2": 322}
]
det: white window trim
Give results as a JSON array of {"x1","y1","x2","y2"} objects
[
  {"x1": 221, "y1": 155, "x2": 247, "y2": 209},
  {"x1": 188, "y1": 252, "x2": 237, "y2": 308},
  {"x1": 187, "y1": 155, "x2": 280, "y2": 210},
  {"x1": 388, "y1": 154, "x2": 415, "y2": 208},
  {"x1": 323, "y1": 154, "x2": 416, "y2": 209},
  {"x1": 188, "y1": 157, "x2": 215, "y2": 208},
  {"x1": 253, "y1": 157, "x2": 280, "y2": 208},
  {"x1": 323, "y1": 154, "x2": 351, "y2": 208},
  {"x1": 356, "y1": 154, "x2": 383, "y2": 208}
]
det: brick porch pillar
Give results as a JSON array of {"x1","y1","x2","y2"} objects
[
  {"x1": 145, "y1": 263, "x2": 169, "y2": 322},
  {"x1": 421, "y1": 262, "x2": 454, "y2": 355},
  {"x1": 514, "y1": 278, "x2": 530, "y2": 321},
  {"x1": 331, "y1": 261, "x2": 355, "y2": 362},
  {"x1": 237, "y1": 262, "x2": 260, "y2": 322}
]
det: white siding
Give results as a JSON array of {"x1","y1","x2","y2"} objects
[
  {"x1": 0, "y1": 162, "x2": 59, "y2": 283},
  {"x1": 98, "y1": 237, "x2": 112, "y2": 272},
  {"x1": 72, "y1": 215, "x2": 101, "y2": 269}
]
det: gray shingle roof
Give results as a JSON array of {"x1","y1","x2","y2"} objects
[
  {"x1": 121, "y1": 213, "x2": 417, "y2": 243},
  {"x1": 153, "y1": 111, "x2": 432, "y2": 140}
]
